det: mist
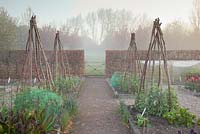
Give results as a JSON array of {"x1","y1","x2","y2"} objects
[{"x1": 0, "y1": 1, "x2": 200, "y2": 61}]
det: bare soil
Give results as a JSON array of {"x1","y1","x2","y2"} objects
[{"x1": 72, "y1": 77, "x2": 130, "y2": 134}]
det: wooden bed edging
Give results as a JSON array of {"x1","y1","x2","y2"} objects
[{"x1": 128, "y1": 113, "x2": 141, "y2": 134}]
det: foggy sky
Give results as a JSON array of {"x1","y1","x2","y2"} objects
[{"x1": 0, "y1": 0, "x2": 193, "y2": 27}]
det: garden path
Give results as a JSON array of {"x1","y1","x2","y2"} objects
[
  {"x1": 72, "y1": 77, "x2": 130, "y2": 134},
  {"x1": 176, "y1": 85, "x2": 200, "y2": 117}
]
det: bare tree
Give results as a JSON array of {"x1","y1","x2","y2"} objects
[
  {"x1": 86, "y1": 12, "x2": 98, "y2": 42},
  {"x1": 191, "y1": 0, "x2": 200, "y2": 32},
  {"x1": 21, "y1": 7, "x2": 34, "y2": 26},
  {"x1": 61, "y1": 14, "x2": 84, "y2": 36}
]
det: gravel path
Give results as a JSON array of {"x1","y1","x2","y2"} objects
[
  {"x1": 175, "y1": 85, "x2": 200, "y2": 117},
  {"x1": 72, "y1": 77, "x2": 130, "y2": 134}
]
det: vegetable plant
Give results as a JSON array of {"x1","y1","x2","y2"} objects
[
  {"x1": 111, "y1": 72, "x2": 140, "y2": 94},
  {"x1": 135, "y1": 85, "x2": 178, "y2": 117},
  {"x1": 119, "y1": 101, "x2": 130, "y2": 124},
  {"x1": 136, "y1": 114, "x2": 151, "y2": 128},
  {"x1": 163, "y1": 107, "x2": 196, "y2": 128}
]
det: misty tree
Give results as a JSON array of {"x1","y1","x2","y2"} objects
[
  {"x1": 97, "y1": 9, "x2": 116, "y2": 43},
  {"x1": 164, "y1": 21, "x2": 188, "y2": 49},
  {"x1": 20, "y1": 7, "x2": 34, "y2": 26},
  {"x1": 86, "y1": 12, "x2": 98, "y2": 43},
  {"x1": 15, "y1": 25, "x2": 29, "y2": 49},
  {"x1": 191, "y1": 0, "x2": 200, "y2": 32},
  {"x1": 40, "y1": 25, "x2": 56, "y2": 50},
  {"x1": 0, "y1": 7, "x2": 17, "y2": 50},
  {"x1": 115, "y1": 9, "x2": 134, "y2": 32},
  {"x1": 61, "y1": 14, "x2": 84, "y2": 36}
]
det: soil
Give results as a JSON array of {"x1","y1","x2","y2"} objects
[
  {"x1": 72, "y1": 77, "x2": 130, "y2": 134},
  {"x1": 128, "y1": 106, "x2": 200, "y2": 134}
]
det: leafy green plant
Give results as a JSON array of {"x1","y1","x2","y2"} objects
[
  {"x1": 135, "y1": 85, "x2": 178, "y2": 117},
  {"x1": 14, "y1": 87, "x2": 63, "y2": 115},
  {"x1": 62, "y1": 96, "x2": 78, "y2": 116},
  {"x1": 59, "y1": 110, "x2": 70, "y2": 131},
  {"x1": 136, "y1": 114, "x2": 151, "y2": 128},
  {"x1": 119, "y1": 74, "x2": 139, "y2": 94},
  {"x1": 119, "y1": 101, "x2": 130, "y2": 124},
  {"x1": 58, "y1": 96, "x2": 78, "y2": 131},
  {"x1": 54, "y1": 76, "x2": 80, "y2": 95},
  {"x1": 197, "y1": 117, "x2": 200, "y2": 125},
  {"x1": 145, "y1": 85, "x2": 168, "y2": 116},
  {"x1": 185, "y1": 83, "x2": 199, "y2": 92},
  {"x1": 163, "y1": 107, "x2": 196, "y2": 127},
  {"x1": 135, "y1": 92, "x2": 146, "y2": 112},
  {"x1": 183, "y1": 69, "x2": 200, "y2": 93},
  {"x1": 0, "y1": 108, "x2": 57, "y2": 134},
  {"x1": 111, "y1": 72, "x2": 139, "y2": 94}
]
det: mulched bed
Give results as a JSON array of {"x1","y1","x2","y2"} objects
[{"x1": 128, "y1": 106, "x2": 200, "y2": 134}]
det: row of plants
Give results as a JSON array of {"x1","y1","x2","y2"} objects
[
  {"x1": 134, "y1": 85, "x2": 200, "y2": 128},
  {"x1": 118, "y1": 84, "x2": 200, "y2": 134},
  {"x1": 0, "y1": 76, "x2": 81, "y2": 134},
  {"x1": 110, "y1": 72, "x2": 139, "y2": 94},
  {"x1": 54, "y1": 76, "x2": 81, "y2": 95},
  {"x1": 183, "y1": 69, "x2": 200, "y2": 92}
]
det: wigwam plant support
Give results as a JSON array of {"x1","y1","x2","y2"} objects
[
  {"x1": 139, "y1": 18, "x2": 172, "y2": 111},
  {"x1": 21, "y1": 16, "x2": 54, "y2": 88}
]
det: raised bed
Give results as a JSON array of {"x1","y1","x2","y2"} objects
[{"x1": 125, "y1": 105, "x2": 200, "y2": 134}]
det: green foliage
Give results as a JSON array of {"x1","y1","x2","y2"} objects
[
  {"x1": 14, "y1": 87, "x2": 63, "y2": 115},
  {"x1": 59, "y1": 110, "x2": 70, "y2": 131},
  {"x1": 136, "y1": 114, "x2": 151, "y2": 128},
  {"x1": 58, "y1": 96, "x2": 78, "y2": 131},
  {"x1": 183, "y1": 68, "x2": 200, "y2": 92},
  {"x1": 54, "y1": 76, "x2": 80, "y2": 95},
  {"x1": 135, "y1": 86, "x2": 178, "y2": 117},
  {"x1": 182, "y1": 68, "x2": 200, "y2": 76},
  {"x1": 119, "y1": 74, "x2": 139, "y2": 94},
  {"x1": 164, "y1": 89, "x2": 179, "y2": 110},
  {"x1": 0, "y1": 109, "x2": 56, "y2": 134},
  {"x1": 62, "y1": 96, "x2": 78, "y2": 116},
  {"x1": 119, "y1": 101, "x2": 130, "y2": 124},
  {"x1": 1, "y1": 88, "x2": 78, "y2": 133},
  {"x1": 163, "y1": 107, "x2": 196, "y2": 128},
  {"x1": 0, "y1": 7, "x2": 17, "y2": 50},
  {"x1": 197, "y1": 117, "x2": 200, "y2": 125},
  {"x1": 185, "y1": 83, "x2": 200, "y2": 92},
  {"x1": 135, "y1": 92, "x2": 146, "y2": 112},
  {"x1": 145, "y1": 86, "x2": 168, "y2": 117},
  {"x1": 111, "y1": 72, "x2": 140, "y2": 94}
]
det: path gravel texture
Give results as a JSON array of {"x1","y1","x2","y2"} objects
[
  {"x1": 72, "y1": 77, "x2": 130, "y2": 134},
  {"x1": 175, "y1": 85, "x2": 200, "y2": 117}
]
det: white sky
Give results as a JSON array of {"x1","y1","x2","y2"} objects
[{"x1": 0, "y1": 0, "x2": 193, "y2": 27}]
